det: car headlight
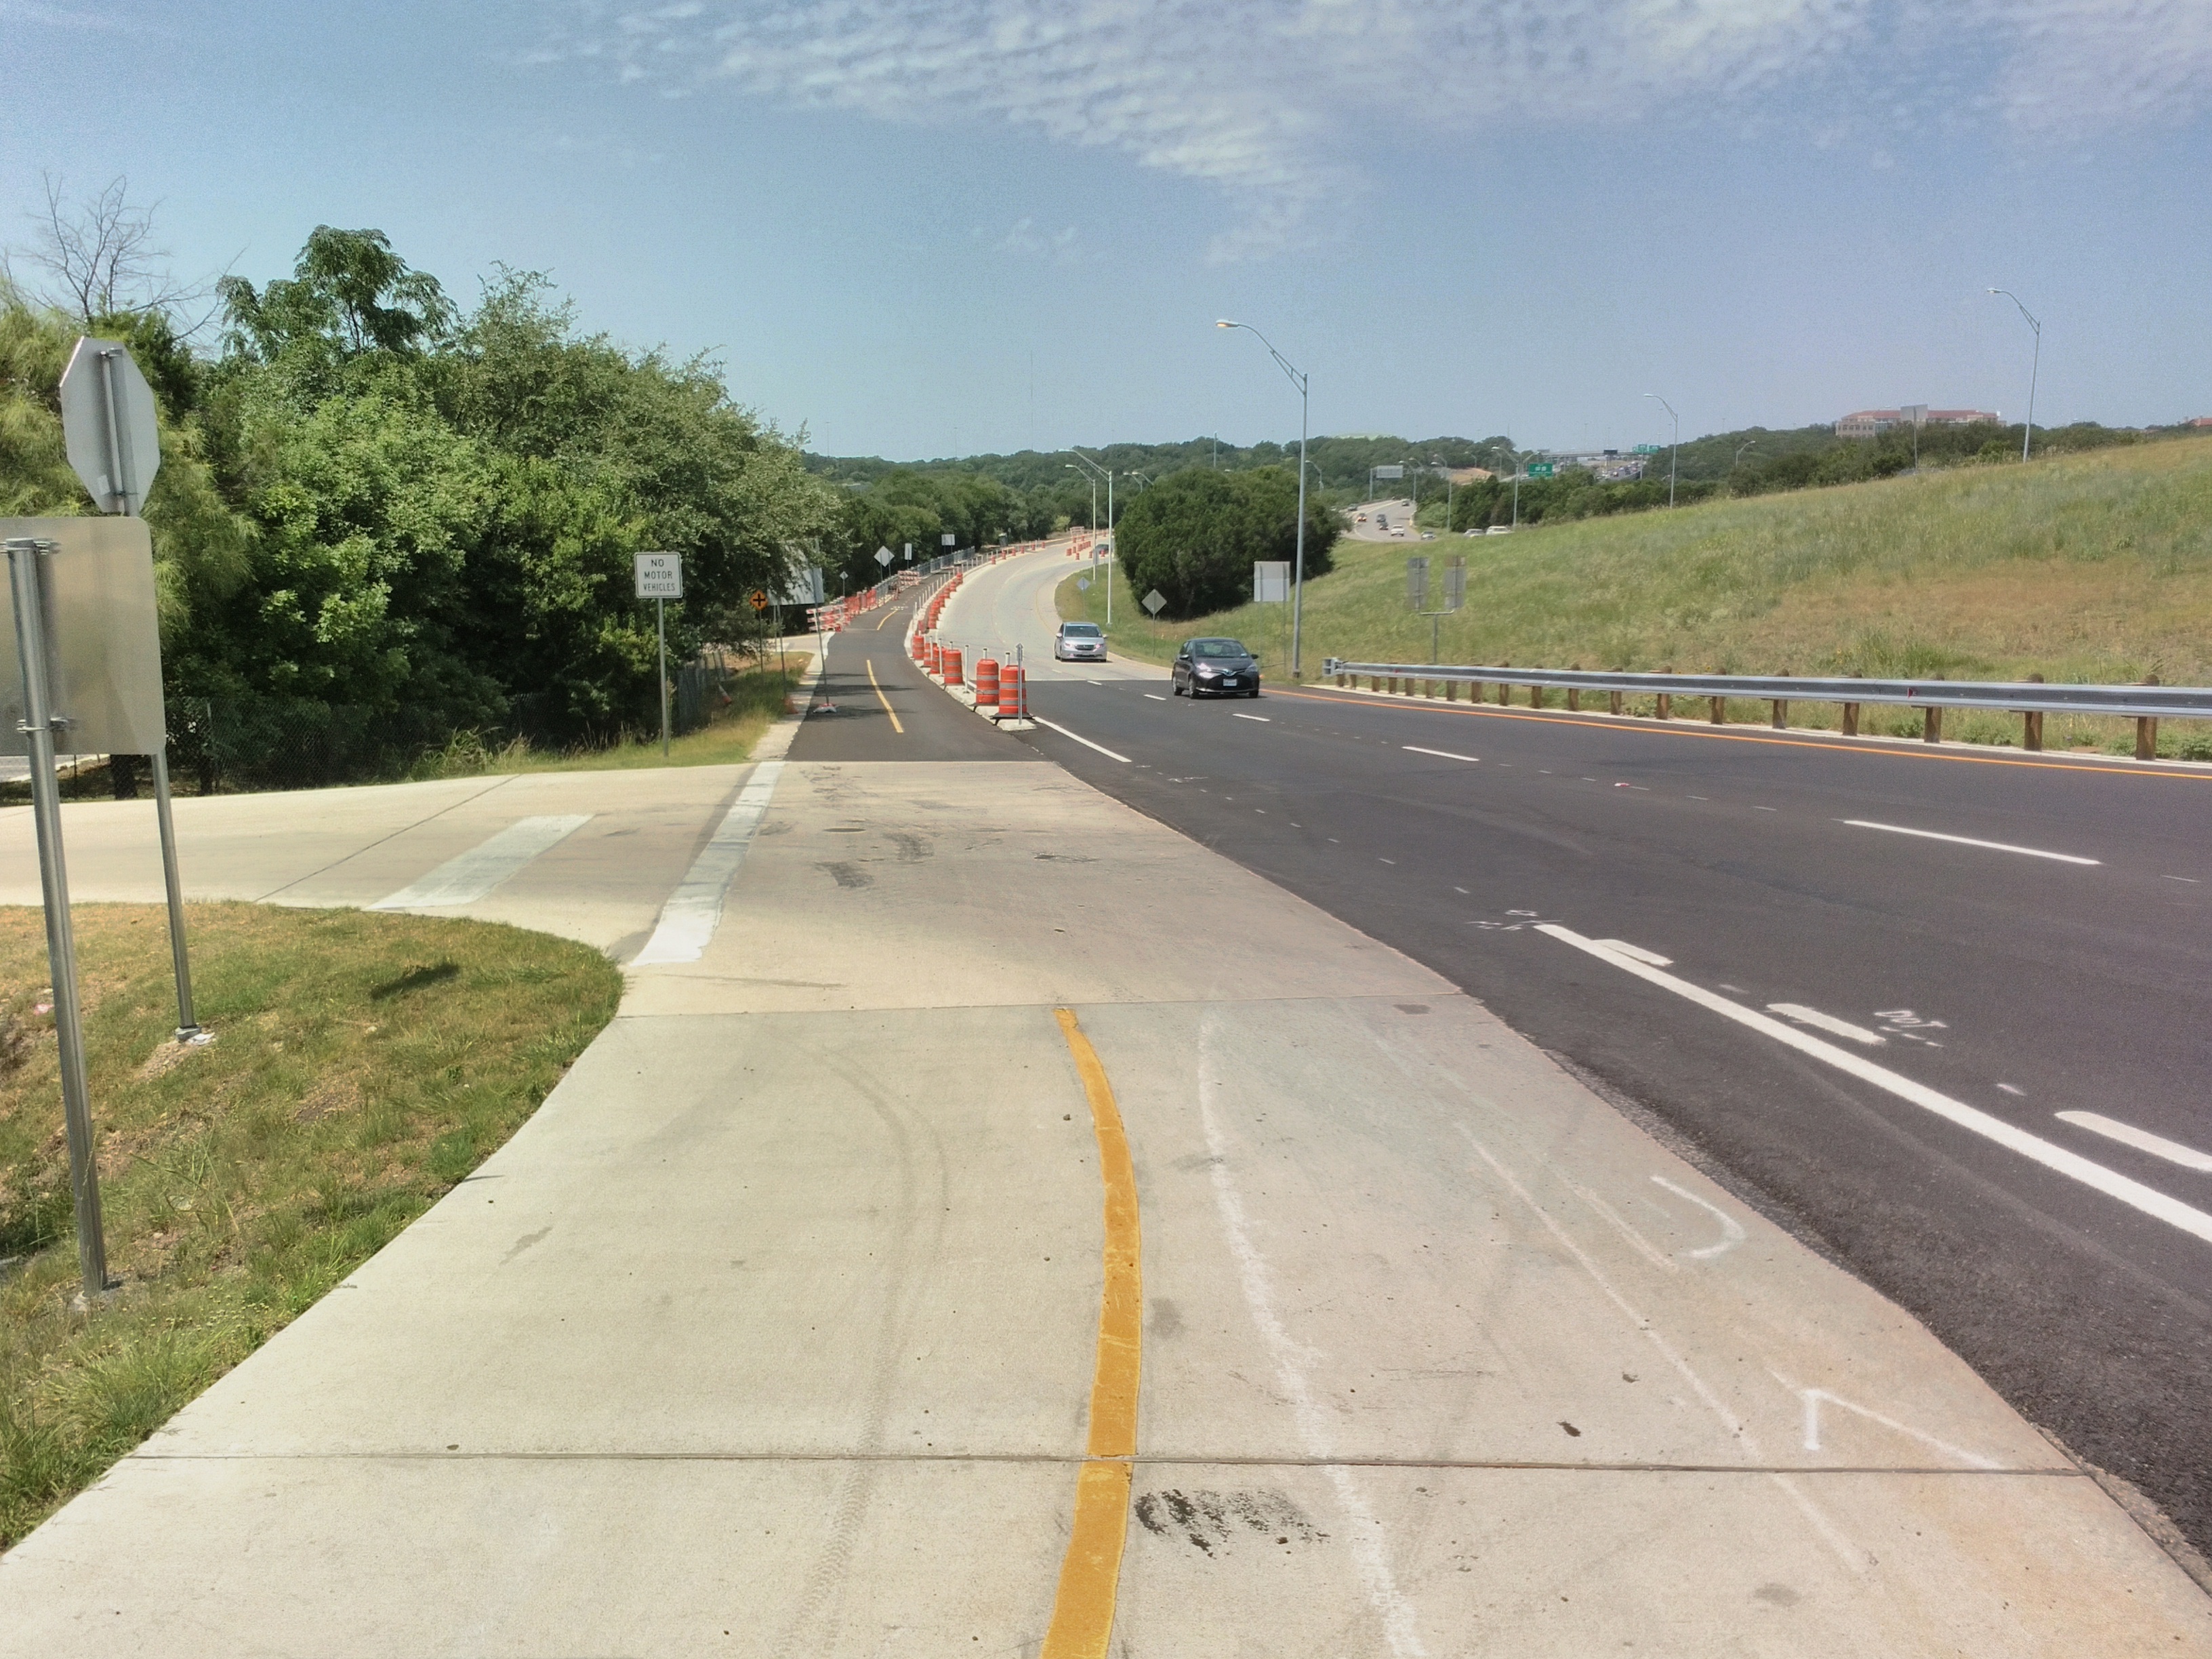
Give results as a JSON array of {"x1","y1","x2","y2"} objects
[{"x1": 1197, "y1": 665, "x2": 1218, "y2": 676}]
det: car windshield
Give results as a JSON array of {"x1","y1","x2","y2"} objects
[
  {"x1": 1191, "y1": 639, "x2": 1250, "y2": 658},
  {"x1": 1062, "y1": 623, "x2": 1101, "y2": 637}
]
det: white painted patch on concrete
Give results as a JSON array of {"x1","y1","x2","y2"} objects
[
  {"x1": 1032, "y1": 718, "x2": 1131, "y2": 762},
  {"x1": 369, "y1": 815, "x2": 591, "y2": 910},
  {"x1": 1200, "y1": 1018, "x2": 1429, "y2": 1657},
  {"x1": 1651, "y1": 1175, "x2": 1746, "y2": 1260},
  {"x1": 1542, "y1": 925, "x2": 2212, "y2": 1248},
  {"x1": 1841, "y1": 819, "x2": 2100, "y2": 865},
  {"x1": 1593, "y1": 939, "x2": 1671, "y2": 967},
  {"x1": 1767, "y1": 1003, "x2": 1886, "y2": 1045},
  {"x1": 2057, "y1": 1112, "x2": 2212, "y2": 1173},
  {"x1": 631, "y1": 763, "x2": 783, "y2": 966}
]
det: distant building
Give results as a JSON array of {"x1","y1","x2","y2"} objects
[
  {"x1": 1835, "y1": 408, "x2": 2002, "y2": 438},
  {"x1": 2190, "y1": 416, "x2": 2212, "y2": 429}
]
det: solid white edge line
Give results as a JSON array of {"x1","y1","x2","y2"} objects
[
  {"x1": 369, "y1": 815, "x2": 592, "y2": 909},
  {"x1": 2056, "y1": 1112, "x2": 2212, "y2": 1174},
  {"x1": 1032, "y1": 717, "x2": 1132, "y2": 762},
  {"x1": 1231, "y1": 712, "x2": 1271, "y2": 722},
  {"x1": 632, "y1": 762, "x2": 784, "y2": 965},
  {"x1": 1767, "y1": 1002, "x2": 1887, "y2": 1045},
  {"x1": 1593, "y1": 939, "x2": 1673, "y2": 967},
  {"x1": 1537, "y1": 924, "x2": 2212, "y2": 1248},
  {"x1": 1404, "y1": 745, "x2": 1480, "y2": 764},
  {"x1": 1841, "y1": 819, "x2": 2100, "y2": 866}
]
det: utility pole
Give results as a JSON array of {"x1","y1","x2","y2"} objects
[
  {"x1": 1988, "y1": 289, "x2": 2042, "y2": 461},
  {"x1": 1645, "y1": 394, "x2": 1681, "y2": 508},
  {"x1": 1217, "y1": 321, "x2": 1310, "y2": 678}
]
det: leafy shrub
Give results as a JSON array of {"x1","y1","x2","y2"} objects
[{"x1": 1115, "y1": 467, "x2": 1336, "y2": 618}]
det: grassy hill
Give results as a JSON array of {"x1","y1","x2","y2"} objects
[{"x1": 1057, "y1": 437, "x2": 2212, "y2": 756}]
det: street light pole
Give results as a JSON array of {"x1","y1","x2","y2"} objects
[
  {"x1": 1217, "y1": 320, "x2": 1309, "y2": 680},
  {"x1": 1645, "y1": 394, "x2": 1680, "y2": 508},
  {"x1": 1988, "y1": 289, "x2": 2042, "y2": 462},
  {"x1": 1069, "y1": 450, "x2": 1115, "y2": 623}
]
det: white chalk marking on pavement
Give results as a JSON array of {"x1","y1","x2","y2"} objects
[
  {"x1": 1231, "y1": 712, "x2": 1271, "y2": 722},
  {"x1": 1776, "y1": 1374, "x2": 2002, "y2": 1467},
  {"x1": 2057, "y1": 1112, "x2": 2212, "y2": 1173},
  {"x1": 631, "y1": 764, "x2": 783, "y2": 966},
  {"x1": 1996, "y1": 1083, "x2": 2024, "y2": 1097},
  {"x1": 1563, "y1": 1177, "x2": 1677, "y2": 1273},
  {"x1": 1143, "y1": 693, "x2": 1166, "y2": 701},
  {"x1": 1841, "y1": 819, "x2": 2100, "y2": 865},
  {"x1": 1404, "y1": 745, "x2": 1480, "y2": 764},
  {"x1": 1652, "y1": 1175, "x2": 1746, "y2": 1260},
  {"x1": 1460, "y1": 1126, "x2": 1866, "y2": 1572},
  {"x1": 1033, "y1": 718, "x2": 1131, "y2": 762},
  {"x1": 1201, "y1": 1019, "x2": 1429, "y2": 1656},
  {"x1": 1541, "y1": 925, "x2": 2212, "y2": 1248},
  {"x1": 1767, "y1": 1002, "x2": 1886, "y2": 1046},
  {"x1": 1593, "y1": 939, "x2": 1672, "y2": 967},
  {"x1": 370, "y1": 815, "x2": 591, "y2": 909}
]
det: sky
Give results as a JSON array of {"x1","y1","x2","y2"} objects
[{"x1": 4, "y1": 0, "x2": 2210, "y2": 461}]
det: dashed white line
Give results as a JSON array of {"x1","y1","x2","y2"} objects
[
  {"x1": 1231, "y1": 712, "x2": 1271, "y2": 723},
  {"x1": 1997, "y1": 1084, "x2": 2025, "y2": 1097},
  {"x1": 1143, "y1": 693, "x2": 1167, "y2": 701},
  {"x1": 1751, "y1": 805, "x2": 1778, "y2": 813},
  {"x1": 2163, "y1": 875, "x2": 2198, "y2": 883},
  {"x1": 1404, "y1": 745, "x2": 1480, "y2": 764},
  {"x1": 1767, "y1": 1003, "x2": 1886, "y2": 1046},
  {"x1": 1378, "y1": 857, "x2": 1397, "y2": 865},
  {"x1": 1033, "y1": 717, "x2": 1132, "y2": 762},
  {"x1": 1542, "y1": 924, "x2": 2212, "y2": 1248},
  {"x1": 2057, "y1": 1113, "x2": 2212, "y2": 1173},
  {"x1": 1842, "y1": 819, "x2": 2100, "y2": 865}
]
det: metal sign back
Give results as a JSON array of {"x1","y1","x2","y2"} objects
[
  {"x1": 0, "y1": 518, "x2": 167, "y2": 756},
  {"x1": 59, "y1": 338, "x2": 162, "y2": 514},
  {"x1": 1254, "y1": 560, "x2": 1290, "y2": 603}
]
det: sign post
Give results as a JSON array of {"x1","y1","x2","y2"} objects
[
  {"x1": 634, "y1": 552, "x2": 682, "y2": 757},
  {"x1": 7, "y1": 537, "x2": 109, "y2": 1299},
  {"x1": 58, "y1": 338, "x2": 201, "y2": 1040}
]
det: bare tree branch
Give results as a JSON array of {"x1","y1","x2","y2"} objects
[{"x1": 16, "y1": 173, "x2": 220, "y2": 333}]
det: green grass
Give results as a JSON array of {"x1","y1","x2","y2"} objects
[
  {"x1": 1061, "y1": 440, "x2": 2212, "y2": 757},
  {"x1": 0, "y1": 903, "x2": 621, "y2": 1547}
]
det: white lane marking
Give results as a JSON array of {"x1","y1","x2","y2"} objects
[
  {"x1": 1778, "y1": 1375, "x2": 2001, "y2": 1467},
  {"x1": 1751, "y1": 806, "x2": 1778, "y2": 813},
  {"x1": 1143, "y1": 693, "x2": 1167, "y2": 701},
  {"x1": 369, "y1": 815, "x2": 590, "y2": 909},
  {"x1": 1767, "y1": 1003, "x2": 1886, "y2": 1046},
  {"x1": 1841, "y1": 819, "x2": 2100, "y2": 866},
  {"x1": 1032, "y1": 717, "x2": 1131, "y2": 762},
  {"x1": 1593, "y1": 939, "x2": 1671, "y2": 967},
  {"x1": 632, "y1": 764, "x2": 783, "y2": 965},
  {"x1": 1460, "y1": 1128, "x2": 1866, "y2": 1572},
  {"x1": 1231, "y1": 712, "x2": 1271, "y2": 723},
  {"x1": 1378, "y1": 857, "x2": 1396, "y2": 865},
  {"x1": 1452, "y1": 886, "x2": 1469, "y2": 895},
  {"x1": 1996, "y1": 1084, "x2": 2025, "y2": 1097},
  {"x1": 1201, "y1": 1019, "x2": 1429, "y2": 1656},
  {"x1": 1652, "y1": 1175, "x2": 1747, "y2": 1259},
  {"x1": 2057, "y1": 1112, "x2": 2212, "y2": 1173},
  {"x1": 2163, "y1": 875, "x2": 2198, "y2": 883},
  {"x1": 1404, "y1": 745, "x2": 1480, "y2": 763},
  {"x1": 1540, "y1": 925, "x2": 2212, "y2": 1248}
]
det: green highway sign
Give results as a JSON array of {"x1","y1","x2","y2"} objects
[
  {"x1": 1633, "y1": 444, "x2": 1661, "y2": 455},
  {"x1": 1525, "y1": 462, "x2": 1556, "y2": 478}
]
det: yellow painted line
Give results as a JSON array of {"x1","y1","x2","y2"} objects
[
  {"x1": 1044, "y1": 1008, "x2": 1142, "y2": 1659},
  {"x1": 1274, "y1": 686, "x2": 2212, "y2": 783},
  {"x1": 864, "y1": 660, "x2": 904, "y2": 733},
  {"x1": 874, "y1": 601, "x2": 905, "y2": 630}
]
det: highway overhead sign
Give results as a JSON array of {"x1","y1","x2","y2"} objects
[
  {"x1": 58, "y1": 337, "x2": 161, "y2": 515},
  {"x1": 874, "y1": 546, "x2": 894, "y2": 567},
  {"x1": 1142, "y1": 590, "x2": 1168, "y2": 616},
  {"x1": 1525, "y1": 462, "x2": 1557, "y2": 478},
  {"x1": 1374, "y1": 465, "x2": 1404, "y2": 479},
  {"x1": 634, "y1": 552, "x2": 682, "y2": 599},
  {"x1": 1633, "y1": 444, "x2": 1661, "y2": 455}
]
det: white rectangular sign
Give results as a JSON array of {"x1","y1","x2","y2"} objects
[
  {"x1": 634, "y1": 551, "x2": 682, "y2": 599},
  {"x1": 1254, "y1": 560, "x2": 1290, "y2": 603}
]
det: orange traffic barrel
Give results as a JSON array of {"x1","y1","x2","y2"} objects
[
  {"x1": 1000, "y1": 664, "x2": 1025, "y2": 719},
  {"x1": 943, "y1": 647, "x2": 964, "y2": 687},
  {"x1": 926, "y1": 640, "x2": 942, "y2": 675},
  {"x1": 975, "y1": 657, "x2": 1001, "y2": 709}
]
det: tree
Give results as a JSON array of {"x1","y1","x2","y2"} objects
[
  {"x1": 12, "y1": 174, "x2": 213, "y2": 329},
  {"x1": 1115, "y1": 467, "x2": 1336, "y2": 618}
]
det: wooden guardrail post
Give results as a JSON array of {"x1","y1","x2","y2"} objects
[
  {"x1": 1772, "y1": 669, "x2": 1789, "y2": 729},
  {"x1": 1708, "y1": 681, "x2": 1725, "y2": 724},
  {"x1": 1609, "y1": 674, "x2": 1624, "y2": 717},
  {"x1": 1446, "y1": 679, "x2": 1459, "y2": 701},
  {"x1": 1656, "y1": 668, "x2": 1673, "y2": 720},
  {"x1": 1842, "y1": 670, "x2": 1861, "y2": 737},
  {"x1": 2023, "y1": 673, "x2": 2043, "y2": 750},
  {"x1": 2138, "y1": 673, "x2": 2160, "y2": 760},
  {"x1": 1496, "y1": 663, "x2": 1510, "y2": 705},
  {"x1": 1530, "y1": 676, "x2": 1544, "y2": 710},
  {"x1": 1566, "y1": 665, "x2": 1581, "y2": 713},
  {"x1": 1923, "y1": 674, "x2": 1943, "y2": 743}
]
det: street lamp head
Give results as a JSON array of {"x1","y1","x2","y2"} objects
[{"x1": 1216, "y1": 319, "x2": 1240, "y2": 329}]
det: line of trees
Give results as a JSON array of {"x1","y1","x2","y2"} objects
[
  {"x1": 1113, "y1": 467, "x2": 1337, "y2": 618},
  {"x1": 2, "y1": 213, "x2": 830, "y2": 743}
]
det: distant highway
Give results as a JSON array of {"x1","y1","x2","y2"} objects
[{"x1": 951, "y1": 547, "x2": 2212, "y2": 1561}]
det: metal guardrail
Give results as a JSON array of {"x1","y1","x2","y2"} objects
[{"x1": 1319, "y1": 659, "x2": 2209, "y2": 756}]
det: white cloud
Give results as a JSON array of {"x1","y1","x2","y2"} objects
[{"x1": 531, "y1": 0, "x2": 2212, "y2": 258}]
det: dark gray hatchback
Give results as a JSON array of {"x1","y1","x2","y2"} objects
[{"x1": 1171, "y1": 637, "x2": 1261, "y2": 698}]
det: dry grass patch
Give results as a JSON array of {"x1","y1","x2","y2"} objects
[{"x1": 0, "y1": 902, "x2": 621, "y2": 1548}]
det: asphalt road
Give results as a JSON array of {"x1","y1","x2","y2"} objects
[
  {"x1": 789, "y1": 592, "x2": 1041, "y2": 764},
  {"x1": 998, "y1": 666, "x2": 2212, "y2": 1562}
]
